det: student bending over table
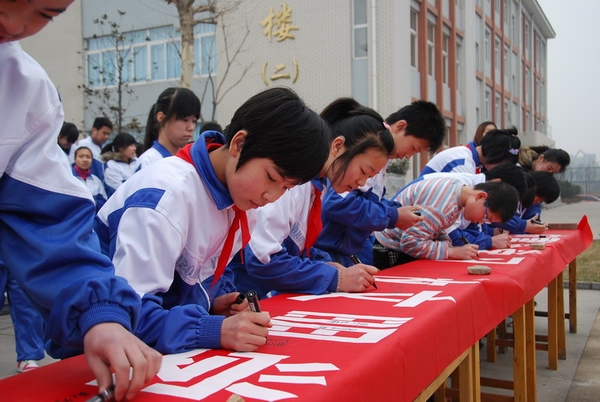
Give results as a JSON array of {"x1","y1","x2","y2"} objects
[{"x1": 372, "y1": 177, "x2": 519, "y2": 269}]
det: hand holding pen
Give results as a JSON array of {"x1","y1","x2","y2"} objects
[{"x1": 350, "y1": 255, "x2": 377, "y2": 289}]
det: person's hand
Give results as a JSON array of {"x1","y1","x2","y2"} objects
[
  {"x1": 84, "y1": 323, "x2": 162, "y2": 401},
  {"x1": 336, "y1": 263, "x2": 378, "y2": 292},
  {"x1": 220, "y1": 311, "x2": 272, "y2": 352},
  {"x1": 491, "y1": 233, "x2": 512, "y2": 249},
  {"x1": 526, "y1": 215, "x2": 548, "y2": 233},
  {"x1": 212, "y1": 292, "x2": 249, "y2": 317},
  {"x1": 395, "y1": 206, "x2": 425, "y2": 230},
  {"x1": 448, "y1": 244, "x2": 479, "y2": 260}
]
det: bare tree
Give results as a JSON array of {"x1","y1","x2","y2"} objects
[
  {"x1": 78, "y1": 11, "x2": 143, "y2": 137},
  {"x1": 166, "y1": 0, "x2": 250, "y2": 122}
]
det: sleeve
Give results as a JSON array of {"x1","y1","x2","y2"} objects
[
  {"x1": 448, "y1": 226, "x2": 492, "y2": 250},
  {"x1": 0, "y1": 48, "x2": 141, "y2": 354},
  {"x1": 493, "y1": 213, "x2": 527, "y2": 234},
  {"x1": 391, "y1": 208, "x2": 450, "y2": 260},
  {"x1": 134, "y1": 294, "x2": 225, "y2": 354},
  {"x1": 322, "y1": 188, "x2": 399, "y2": 231},
  {"x1": 521, "y1": 203, "x2": 542, "y2": 221},
  {"x1": 103, "y1": 161, "x2": 121, "y2": 195}
]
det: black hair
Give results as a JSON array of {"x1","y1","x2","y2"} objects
[
  {"x1": 224, "y1": 87, "x2": 330, "y2": 184},
  {"x1": 58, "y1": 122, "x2": 79, "y2": 143},
  {"x1": 480, "y1": 127, "x2": 521, "y2": 166},
  {"x1": 385, "y1": 100, "x2": 446, "y2": 155},
  {"x1": 530, "y1": 171, "x2": 560, "y2": 204},
  {"x1": 93, "y1": 117, "x2": 113, "y2": 131},
  {"x1": 321, "y1": 98, "x2": 395, "y2": 186},
  {"x1": 541, "y1": 148, "x2": 570, "y2": 173},
  {"x1": 144, "y1": 87, "x2": 201, "y2": 151},
  {"x1": 520, "y1": 171, "x2": 536, "y2": 208},
  {"x1": 101, "y1": 132, "x2": 137, "y2": 154},
  {"x1": 483, "y1": 162, "x2": 527, "y2": 202},
  {"x1": 200, "y1": 121, "x2": 223, "y2": 134},
  {"x1": 474, "y1": 181, "x2": 519, "y2": 223},
  {"x1": 473, "y1": 121, "x2": 497, "y2": 145}
]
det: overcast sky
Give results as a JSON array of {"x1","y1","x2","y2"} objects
[{"x1": 536, "y1": 0, "x2": 600, "y2": 160}]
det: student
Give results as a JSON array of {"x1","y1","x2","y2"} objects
[
  {"x1": 68, "y1": 117, "x2": 112, "y2": 163},
  {"x1": 57, "y1": 122, "x2": 79, "y2": 155},
  {"x1": 94, "y1": 87, "x2": 331, "y2": 354},
  {"x1": 0, "y1": 261, "x2": 46, "y2": 373},
  {"x1": 314, "y1": 100, "x2": 446, "y2": 267},
  {"x1": 518, "y1": 146, "x2": 570, "y2": 174},
  {"x1": 0, "y1": 1, "x2": 161, "y2": 400},
  {"x1": 138, "y1": 87, "x2": 200, "y2": 169},
  {"x1": 72, "y1": 146, "x2": 108, "y2": 212},
  {"x1": 230, "y1": 97, "x2": 395, "y2": 298},
  {"x1": 101, "y1": 132, "x2": 139, "y2": 196},
  {"x1": 372, "y1": 178, "x2": 519, "y2": 268},
  {"x1": 412, "y1": 163, "x2": 529, "y2": 250},
  {"x1": 200, "y1": 121, "x2": 224, "y2": 134},
  {"x1": 420, "y1": 127, "x2": 521, "y2": 176},
  {"x1": 472, "y1": 121, "x2": 497, "y2": 145},
  {"x1": 493, "y1": 171, "x2": 560, "y2": 235}
]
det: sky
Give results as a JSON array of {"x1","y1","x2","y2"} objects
[{"x1": 536, "y1": 0, "x2": 600, "y2": 160}]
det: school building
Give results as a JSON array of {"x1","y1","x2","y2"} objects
[{"x1": 20, "y1": 0, "x2": 555, "y2": 177}]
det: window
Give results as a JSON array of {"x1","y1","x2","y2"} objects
[
  {"x1": 353, "y1": 0, "x2": 368, "y2": 59},
  {"x1": 85, "y1": 24, "x2": 216, "y2": 88},
  {"x1": 442, "y1": 32, "x2": 449, "y2": 84},
  {"x1": 410, "y1": 8, "x2": 418, "y2": 68},
  {"x1": 485, "y1": 87, "x2": 492, "y2": 119},
  {"x1": 427, "y1": 21, "x2": 435, "y2": 76},
  {"x1": 484, "y1": 27, "x2": 491, "y2": 76}
]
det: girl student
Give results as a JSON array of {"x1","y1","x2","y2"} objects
[
  {"x1": 101, "y1": 132, "x2": 139, "y2": 196},
  {"x1": 472, "y1": 120, "x2": 497, "y2": 145},
  {"x1": 420, "y1": 127, "x2": 521, "y2": 176},
  {"x1": 230, "y1": 97, "x2": 395, "y2": 298},
  {"x1": 94, "y1": 87, "x2": 331, "y2": 354},
  {"x1": 71, "y1": 146, "x2": 108, "y2": 212},
  {"x1": 518, "y1": 145, "x2": 570, "y2": 174},
  {"x1": 137, "y1": 87, "x2": 201, "y2": 169}
]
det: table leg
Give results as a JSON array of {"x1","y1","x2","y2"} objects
[{"x1": 568, "y1": 259, "x2": 577, "y2": 333}]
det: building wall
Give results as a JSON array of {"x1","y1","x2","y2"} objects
[
  {"x1": 20, "y1": 0, "x2": 84, "y2": 133},
  {"x1": 21, "y1": 0, "x2": 554, "y2": 177}
]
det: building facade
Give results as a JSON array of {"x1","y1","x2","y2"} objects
[{"x1": 20, "y1": 0, "x2": 555, "y2": 177}]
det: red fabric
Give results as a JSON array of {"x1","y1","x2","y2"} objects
[
  {"x1": 0, "y1": 217, "x2": 591, "y2": 402},
  {"x1": 73, "y1": 165, "x2": 91, "y2": 180},
  {"x1": 176, "y1": 142, "x2": 250, "y2": 292},
  {"x1": 304, "y1": 184, "x2": 322, "y2": 257}
]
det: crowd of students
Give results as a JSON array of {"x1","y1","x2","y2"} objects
[{"x1": 1, "y1": 1, "x2": 571, "y2": 400}]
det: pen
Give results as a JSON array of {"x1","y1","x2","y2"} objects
[
  {"x1": 350, "y1": 254, "x2": 378, "y2": 289},
  {"x1": 460, "y1": 235, "x2": 470, "y2": 245},
  {"x1": 85, "y1": 385, "x2": 115, "y2": 402},
  {"x1": 233, "y1": 292, "x2": 246, "y2": 304},
  {"x1": 245, "y1": 290, "x2": 261, "y2": 312},
  {"x1": 499, "y1": 228, "x2": 504, "y2": 234}
]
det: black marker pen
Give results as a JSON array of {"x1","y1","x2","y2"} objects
[
  {"x1": 245, "y1": 290, "x2": 261, "y2": 313},
  {"x1": 350, "y1": 255, "x2": 377, "y2": 289},
  {"x1": 531, "y1": 219, "x2": 543, "y2": 225},
  {"x1": 413, "y1": 210, "x2": 422, "y2": 216},
  {"x1": 233, "y1": 292, "x2": 246, "y2": 305},
  {"x1": 460, "y1": 235, "x2": 470, "y2": 245}
]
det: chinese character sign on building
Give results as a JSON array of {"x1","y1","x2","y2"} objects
[{"x1": 260, "y1": 3, "x2": 299, "y2": 86}]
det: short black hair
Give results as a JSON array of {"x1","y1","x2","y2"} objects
[
  {"x1": 101, "y1": 132, "x2": 137, "y2": 154},
  {"x1": 59, "y1": 122, "x2": 79, "y2": 143},
  {"x1": 474, "y1": 181, "x2": 519, "y2": 223},
  {"x1": 224, "y1": 87, "x2": 330, "y2": 184},
  {"x1": 93, "y1": 117, "x2": 113, "y2": 131},
  {"x1": 483, "y1": 162, "x2": 527, "y2": 202},
  {"x1": 200, "y1": 121, "x2": 223, "y2": 133},
  {"x1": 385, "y1": 100, "x2": 446, "y2": 154},
  {"x1": 530, "y1": 171, "x2": 560, "y2": 204},
  {"x1": 480, "y1": 127, "x2": 521, "y2": 165}
]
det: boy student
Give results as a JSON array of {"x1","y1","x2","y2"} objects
[
  {"x1": 314, "y1": 100, "x2": 446, "y2": 267},
  {"x1": 230, "y1": 97, "x2": 395, "y2": 298},
  {"x1": 372, "y1": 177, "x2": 519, "y2": 269},
  {"x1": 410, "y1": 163, "x2": 529, "y2": 250},
  {"x1": 94, "y1": 87, "x2": 331, "y2": 354},
  {"x1": 68, "y1": 116, "x2": 113, "y2": 163},
  {"x1": 0, "y1": 1, "x2": 161, "y2": 400}
]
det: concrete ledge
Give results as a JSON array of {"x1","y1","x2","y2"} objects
[{"x1": 564, "y1": 281, "x2": 600, "y2": 290}]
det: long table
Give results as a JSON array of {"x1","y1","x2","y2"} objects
[{"x1": 0, "y1": 217, "x2": 592, "y2": 401}]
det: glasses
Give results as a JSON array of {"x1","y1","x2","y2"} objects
[{"x1": 482, "y1": 200, "x2": 491, "y2": 224}]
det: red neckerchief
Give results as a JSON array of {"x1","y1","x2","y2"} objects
[
  {"x1": 304, "y1": 183, "x2": 322, "y2": 257},
  {"x1": 176, "y1": 143, "x2": 250, "y2": 293},
  {"x1": 73, "y1": 165, "x2": 91, "y2": 180}
]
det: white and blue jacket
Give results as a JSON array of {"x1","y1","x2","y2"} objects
[
  {"x1": 419, "y1": 142, "x2": 482, "y2": 176},
  {"x1": 94, "y1": 131, "x2": 250, "y2": 354},
  {"x1": 0, "y1": 41, "x2": 142, "y2": 358},
  {"x1": 230, "y1": 178, "x2": 338, "y2": 298},
  {"x1": 136, "y1": 140, "x2": 172, "y2": 170}
]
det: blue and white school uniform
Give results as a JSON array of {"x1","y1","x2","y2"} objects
[
  {"x1": 419, "y1": 142, "x2": 482, "y2": 176},
  {"x1": 94, "y1": 131, "x2": 251, "y2": 354},
  {"x1": 102, "y1": 153, "x2": 139, "y2": 196},
  {"x1": 230, "y1": 178, "x2": 338, "y2": 298},
  {"x1": 71, "y1": 166, "x2": 108, "y2": 212},
  {"x1": 0, "y1": 41, "x2": 141, "y2": 358},
  {"x1": 136, "y1": 140, "x2": 172, "y2": 170}
]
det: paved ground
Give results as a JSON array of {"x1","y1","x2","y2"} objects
[{"x1": 0, "y1": 201, "x2": 598, "y2": 400}]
